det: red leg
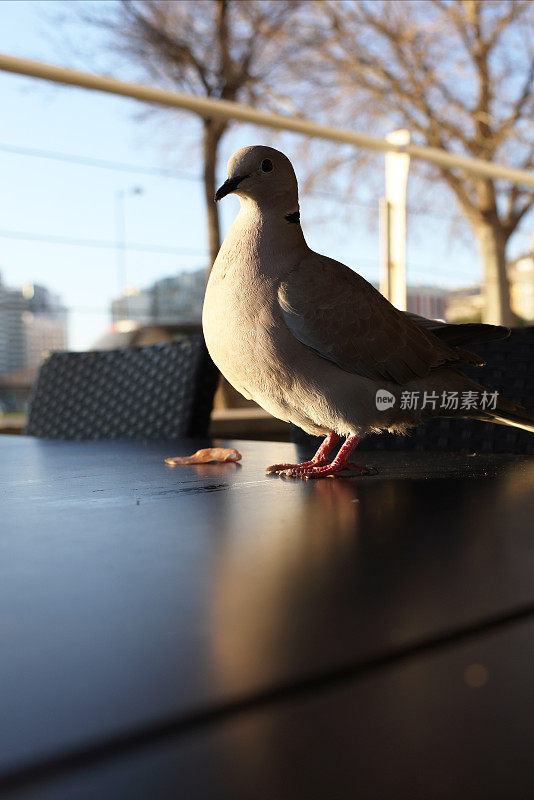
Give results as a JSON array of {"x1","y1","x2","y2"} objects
[
  {"x1": 272, "y1": 435, "x2": 376, "y2": 479},
  {"x1": 265, "y1": 431, "x2": 340, "y2": 475}
]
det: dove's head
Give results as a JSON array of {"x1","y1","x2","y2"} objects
[{"x1": 215, "y1": 146, "x2": 299, "y2": 211}]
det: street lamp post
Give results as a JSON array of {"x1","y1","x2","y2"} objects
[{"x1": 115, "y1": 186, "x2": 143, "y2": 320}]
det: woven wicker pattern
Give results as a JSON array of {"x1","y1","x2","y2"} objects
[
  {"x1": 293, "y1": 327, "x2": 534, "y2": 454},
  {"x1": 26, "y1": 337, "x2": 219, "y2": 440}
]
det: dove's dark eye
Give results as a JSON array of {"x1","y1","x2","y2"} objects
[{"x1": 261, "y1": 159, "x2": 273, "y2": 173}]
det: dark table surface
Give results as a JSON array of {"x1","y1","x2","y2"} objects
[{"x1": 1, "y1": 435, "x2": 534, "y2": 798}]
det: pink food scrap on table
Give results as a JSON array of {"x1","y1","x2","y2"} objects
[{"x1": 164, "y1": 448, "x2": 242, "y2": 466}]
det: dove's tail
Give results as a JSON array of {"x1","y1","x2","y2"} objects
[{"x1": 484, "y1": 396, "x2": 534, "y2": 433}]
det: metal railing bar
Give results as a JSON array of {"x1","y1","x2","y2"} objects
[{"x1": 1, "y1": 54, "x2": 533, "y2": 188}]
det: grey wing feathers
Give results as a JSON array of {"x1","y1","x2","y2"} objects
[{"x1": 278, "y1": 254, "x2": 478, "y2": 385}]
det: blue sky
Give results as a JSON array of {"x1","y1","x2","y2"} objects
[{"x1": 0, "y1": 1, "x2": 531, "y2": 349}]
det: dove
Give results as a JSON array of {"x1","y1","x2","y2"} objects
[{"x1": 202, "y1": 145, "x2": 534, "y2": 478}]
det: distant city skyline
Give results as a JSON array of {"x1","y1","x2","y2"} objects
[
  {"x1": 0, "y1": 273, "x2": 68, "y2": 379},
  {"x1": 111, "y1": 268, "x2": 205, "y2": 328}
]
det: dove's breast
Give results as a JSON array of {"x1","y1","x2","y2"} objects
[
  {"x1": 202, "y1": 253, "x2": 287, "y2": 407},
  {"x1": 201, "y1": 213, "x2": 371, "y2": 436},
  {"x1": 202, "y1": 257, "x2": 346, "y2": 434}
]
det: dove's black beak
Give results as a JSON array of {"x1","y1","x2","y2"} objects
[{"x1": 214, "y1": 174, "x2": 249, "y2": 202}]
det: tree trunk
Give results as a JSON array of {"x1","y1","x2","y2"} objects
[
  {"x1": 202, "y1": 119, "x2": 224, "y2": 272},
  {"x1": 201, "y1": 117, "x2": 247, "y2": 408},
  {"x1": 472, "y1": 220, "x2": 514, "y2": 326}
]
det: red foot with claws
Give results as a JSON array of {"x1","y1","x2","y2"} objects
[
  {"x1": 265, "y1": 431, "x2": 339, "y2": 475},
  {"x1": 266, "y1": 433, "x2": 378, "y2": 479}
]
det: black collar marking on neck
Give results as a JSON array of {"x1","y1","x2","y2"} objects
[{"x1": 285, "y1": 211, "x2": 300, "y2": 224}]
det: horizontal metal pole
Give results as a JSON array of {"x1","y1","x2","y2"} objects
[{"x1": 1, "y1": 53, "x2": 533, "y2": 188}]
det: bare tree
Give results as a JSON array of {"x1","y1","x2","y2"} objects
[
  {"x1": 308, "y1": 0, "x2": 534, "y2": 325},
  {"x1": 79, "y1": 0, "x2": 303, "y2": 267}
]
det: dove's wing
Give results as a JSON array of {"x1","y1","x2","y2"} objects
[{"x1": 278, "y1": 253, "x2": 466, "y2": 384}]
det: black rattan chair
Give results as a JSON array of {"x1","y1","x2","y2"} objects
[
  {"x1": 25, "y1": 336, "x2": 219, "y2": 440},
  {"x1": 292, "y1": 327, "x2": 534, "y2": 455}
]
